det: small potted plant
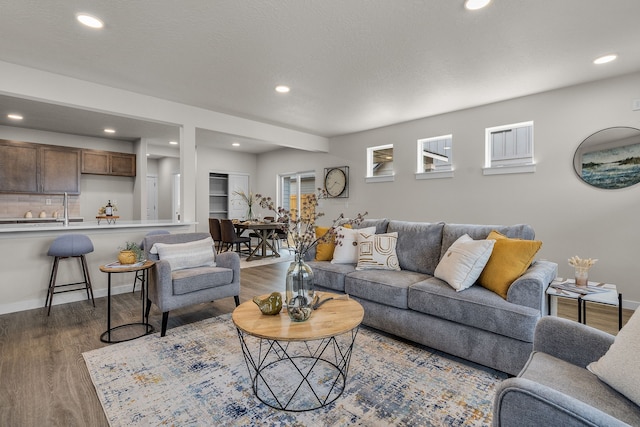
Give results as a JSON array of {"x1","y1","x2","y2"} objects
[{"x1": 118, "y1": 241, "x2": 143, "y2": 265}]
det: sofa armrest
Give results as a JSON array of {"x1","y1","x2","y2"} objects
[
  {"x1": 493, "y1": 377, "x2": 628, "y2": 427},
  {"x1": 507, "y1": 260, "x2": 557, "y2": 311},
  {"x1": 533, "y1": 316, "x2": 614, "y2": 368},
  {"x1": 215, "y1": 251, "x2": 241, "y2": 284}
]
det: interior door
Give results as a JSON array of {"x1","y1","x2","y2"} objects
[{"x1": 146, "y1": 175, "x2": 158, "y2": 220}]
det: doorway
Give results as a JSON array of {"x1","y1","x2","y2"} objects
[{"x1": 146, "y1": 175, "x2": 158, "y2": 220}]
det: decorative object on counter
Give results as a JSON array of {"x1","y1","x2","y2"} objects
[
  {"x1": 568, "y1": 255, "x2": 598, "y2": 287},
  {"x1": 105, "y1": 200, "x2": 114, "y2": 216},
  {"x1": 256, "y1": 189, "x2": 367, "y2": 322},
  {"x1": 118, "y1": 242, "x2": 144, "y2": 265},
  {"x1": 252, "y1": 292, "x2": 283, "y2": 315},
  {"x1": 96, "y1": 215, "x2": 119, "y2": 225},
  {"x1": 39, "y1": 211, "x2": 47, "y2": 218},
  {"x1": 24, "y1": 211, "x2": 32, "y2": 218},
  {"x1": 232, "y1": 189, "x2": 256, "y2": 221},
  {"x1": 98, "y1": 201, "x2": 118, "y2": 216}
]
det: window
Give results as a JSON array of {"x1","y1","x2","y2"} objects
[
  {"x1": 366, "y1": 144, "x2": 394, "y2": 182},
  {"x1": 484, "y1": 121, "x2": 535, "y2": 175},
  {"x1": 416, "y1": 134, "x2": 453, "y2": 179}
]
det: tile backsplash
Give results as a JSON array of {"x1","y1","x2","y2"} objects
[{"x1": 0, "y1": 194, "x2": 81, "y2": 219}]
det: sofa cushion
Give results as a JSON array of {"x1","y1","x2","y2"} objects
[
  {"x1": 171, "y1": 266, "x2": 233, "y2": 295},
  {"x1": 478, "y1": 230, "x2": 542, "y2": 299},
  {"x1": 345, "y1": 270, "x2": 432, "y2": 309},
  {"x1": 521, "y1": 351, "x2": 640, "y2": 425},
  {"x1": 387, "y1": 220, "x2": 444, "y2": 275},
  {"x1": 356, "y1": 232, "x2": 400, "y2": 271},
  {"x1": 307, "y1": 260, "x2": 356, "y2": 292},
  {"x1": 408, "y1": 277, "x2": 540, "y2": 342},
  {"x1": 588, "y1": 308, "x2": 640, "y2": 407},
  {"x1": 440, "y1": 223, "x2": 534, "y2": 260},
  {"x1": 331, "y1": 226, "x2": 376, "y2": 264},
  {"x1": 434, "y1": 234, "x2": 495, "y2": 292},
  {"x1": 153, "y1": 237, "x2": 216, "y2": 271}
]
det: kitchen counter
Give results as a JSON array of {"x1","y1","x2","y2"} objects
[
  {"x1": 0, "y1": 217, "x2": 84, "y2": 225},
  {"x1": 0, "y1": 220, "x2": 196, "y2": 315},
  {"x1": 0, "y1": 219, "x2": 193, "y2": 233}
]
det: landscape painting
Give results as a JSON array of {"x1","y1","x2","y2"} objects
[{"x1": 582, "y1": 142, "x2": 640, "y2": 189}]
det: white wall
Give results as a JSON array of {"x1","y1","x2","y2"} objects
[{"x1": 256, "y1": 72, "x2": 640, "y2": 309}]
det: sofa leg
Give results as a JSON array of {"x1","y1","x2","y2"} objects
[
  {"x1": 161, "y1": 311, "x2": 169, "y2": 337},
  {"x1": 234, "y1": 295, "x2": 240, "y2": 306}
]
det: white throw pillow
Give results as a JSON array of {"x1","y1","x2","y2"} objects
[
  {"x1": 356, "y1": 232, "x2": 401, "y2": 271},
  {"x1": 153, "y1": 237, "x2": 216, "y2": 271},
  {"x1": 587, "y1": 308, "x2": 640, "y2": 406},
  {"x1": 434, "y1": 234, "x2": 495, "y2": 292},
  {"x1": 331, "y1": 226, "x2": 376, "y2": 264}
]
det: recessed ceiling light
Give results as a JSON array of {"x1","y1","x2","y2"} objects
[
  {"x1": 76, "y1": 13, "x2": 104, "y2": 29},
  {"x1": 593, "y1": 54, "x2": 617, "y2": 65},
  {"x1": 232, "y1": 142, "x2": 240, "y2": 147},
  {"x1": 169, "y1": 141, "x2": 178, "y2": 145},
  {"x1": 7, "y1": 114, "x2": 23, "y2": 120},
  {"x1": 465, "y1": 0, "x2": 491, "y2": 10},
  {"x1": 104, "y1": 128, "x2": 115, "y2": 133},
  {"x1": 275, "y1": 85, "x2": 290, "y2": 94},
  {"x1": 146, "y1": 153, "x2": 150, "y2": 157}
]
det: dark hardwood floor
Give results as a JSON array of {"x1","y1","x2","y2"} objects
[{"x1": 0, "y1": 261, "x2": 633, "y2": 426}]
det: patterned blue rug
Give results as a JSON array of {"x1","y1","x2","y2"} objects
[{"x1": 83, "y1": 314, "x2": 507, "y2": 426}]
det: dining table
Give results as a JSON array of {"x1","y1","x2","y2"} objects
[{"x1": 234, "y1": 221, "x2": 285, "y2": 261}]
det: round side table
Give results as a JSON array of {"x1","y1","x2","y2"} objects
[{"x1": 99, "y1": 260, "x2": 155, "y2": 343}]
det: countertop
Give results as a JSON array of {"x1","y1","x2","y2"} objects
[{"x1": 0, "y1": 220, "x2": 195, "y2": 233}]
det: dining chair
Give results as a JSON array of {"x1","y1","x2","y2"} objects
[
  {"x1": 220, "y1": 219, "x2": 252, "y2": 255},
  {"x1": 208, "y1": 218, "x2": 223, "y2": 253}
]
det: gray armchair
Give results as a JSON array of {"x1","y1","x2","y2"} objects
[
  {"x1": 143, "y1": 232, "x2": 240, "y2": 336},
  {"x1": 493, "y1": 316, "x2": 640, "y2": 426}
]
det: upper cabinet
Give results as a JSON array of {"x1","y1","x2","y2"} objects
[
  {"x1": 0, "y1": 139, "x2": 80, "y2": 195},
  {"x1": 81, "y1": 149, "x2": 136, "y2": 177}
]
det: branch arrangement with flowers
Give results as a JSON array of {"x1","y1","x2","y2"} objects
[
  {"x1": 233, "y1": 189, "x2": 256, "y2": 220},
  {"x1": 568, "y1": 256, "x2": 598, "y2": 269},
  {"x1": 255, "y1": 189, "x2": 367, "y2": 259}
]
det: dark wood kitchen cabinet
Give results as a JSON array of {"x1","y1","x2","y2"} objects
[
  {"x1": 82, "y1": 149, "x2": 136, "y2": 177},
  {"x1": 0, "y1": 139, "x2": 80, "y2": 194}
]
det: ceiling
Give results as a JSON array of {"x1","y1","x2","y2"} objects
[{"x1": 1, "y1": 1, "x2": 639, "y2": 153}]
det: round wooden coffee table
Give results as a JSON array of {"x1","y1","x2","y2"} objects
[{"x1": 232, "y1": 292, "x2": 364, "y2": 411}]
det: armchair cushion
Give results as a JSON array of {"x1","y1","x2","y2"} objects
[
  {"x1": 153, "y1": 236, "x2": 216, "y2": 271},
  {"x1": 171, "y1": 266, "x2": 234, "y2": 295},
  {"x1": 588, "y1": 307, "x2": 640, "y2": 407}
]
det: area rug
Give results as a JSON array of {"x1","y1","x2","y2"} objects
[
  {"x1": 83, "y1": 315, "x2": 507, "y2": 426},
  {"x1": 239, "y1": 248, "x2": 295, "y2": 269}
]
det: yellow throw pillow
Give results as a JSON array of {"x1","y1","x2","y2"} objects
[
  {"x1": 315, "y1": 224, "x2": 351, "y2": 261},
  {"x1": 478, "y1": 230, "x2": 542, "y2": 299}
]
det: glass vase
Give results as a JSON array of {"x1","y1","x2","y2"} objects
[
  {"x1": 575, "y1": 266, "x2": 589, "y2": 287},
  {"x1": 285, "y1": 255, "x2": 314, "y2": 322}
]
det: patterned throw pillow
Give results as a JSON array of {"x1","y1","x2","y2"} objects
[
  {"x1": 434, "y1": 234, "x2": 495, "y2": 291},
  {"x1": 331, "y1": 226, "x2": 377, "y2": 264},
  {"x1": 153, "y1": 237, "x2": 216, "y2": 271},
  {"x1": 356, "y1": 232, "x2": 401, "y2": 271}
]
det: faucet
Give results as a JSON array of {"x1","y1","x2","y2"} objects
[{"x1": 61, "y1": 192, "x2": 69, "y2": 227}]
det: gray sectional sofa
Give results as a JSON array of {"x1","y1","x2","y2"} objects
[{"x1": 306, "y1": 219, "x2": 558, "y2": 376}]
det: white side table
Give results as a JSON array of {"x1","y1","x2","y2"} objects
[{"x1": 546, "y1": 278, "x2": 622, "y2": 330}]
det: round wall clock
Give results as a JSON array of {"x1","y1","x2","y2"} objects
[{"x1": 324, "y1": 167, "x2": 348, "y2": 197}]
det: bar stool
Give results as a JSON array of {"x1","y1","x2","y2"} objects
[
  {"x1": 45, "y1": 234, "x2": 95, "y2": 315},
  {"x1": 132, "y1": 230, "x2": 170, "y2": 294}
]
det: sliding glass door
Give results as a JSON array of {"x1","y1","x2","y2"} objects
[{"x1": 279, "y1": 171, "x2": 315, "y2": 221}]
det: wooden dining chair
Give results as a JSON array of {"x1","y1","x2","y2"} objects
[
  {"x1": 208, "y1": 218, "x2": 223, "y2": 253},
  {"x1": 220, "y1": 219, "x2": 251, "y2": 255}
]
